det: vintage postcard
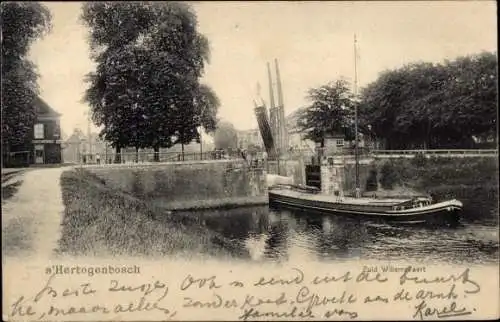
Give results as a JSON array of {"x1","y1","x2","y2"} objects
[{"x1": 2, "y1": 1, "x2": 499, "y2": 321}]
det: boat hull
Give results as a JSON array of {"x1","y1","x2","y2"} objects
[{"x1": 269, "y1": 191, "x2": 461, "y2": 225}]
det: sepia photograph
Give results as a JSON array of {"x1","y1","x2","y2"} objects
[{"x1": 2, "y1": 1, "x2": 499, "y2": 321}]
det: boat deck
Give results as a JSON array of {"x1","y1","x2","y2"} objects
[{"x1": 269, "y1": 188, "x2": 410, "y2": 206}]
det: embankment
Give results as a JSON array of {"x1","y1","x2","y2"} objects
[
  {"x1": 360, "y1": 157, "x2": 499, "y2": 222},
  {"x1": 87, "y1": 160, "x2": 268, "y2": 211},
  {"x1": 58, "y1": 168, "x2": 250, "y2": 258}
]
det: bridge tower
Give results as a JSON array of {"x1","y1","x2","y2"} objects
[
  {"x1": 266, "y1": 59, "x2": 289, "y2": 158},
  {"x1": 274, "y1": 59, "x2": 288, "y2": 156},
  {"x1": 267, "y1": 62, "x2": 279, "y2": 156}
]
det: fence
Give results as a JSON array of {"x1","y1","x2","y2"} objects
[
  {"x1": 70, "y1": 148, "x2": 499, "y2": 166},
  {"x1": 286, "y1": 147, "x2": 498, "y2": 160},
  {"x1": 372, "y1": 149, "x2": 498, "y2": 158},
  {"x1": 2, "y1": 151, "x2": 31, "y2": 168},
  {"x1": 76, "y1": 150, "x2": 244, "y2": 165}
]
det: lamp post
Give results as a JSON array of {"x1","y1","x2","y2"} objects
[{"x1": 199, "y1": 127, "x2": 203, "y2": 160}]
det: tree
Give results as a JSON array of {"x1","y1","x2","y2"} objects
[
  {"x1": 439, "y1": 53, "x2": 498, "y2": 145},
  {"x1": 296, "y1": 79, "x2": 355, "y2": 147},
  {"x1": 81, "y1": 2, "x2": 152, "y2": 162},
  {"x1": 359, "y1": 52, "x2": 498, "y2": 149},
  {"x1": 81, "y1": 2, "x2": 219, "y2": 162},
  {"x1": 214, "y1": 121, "x2": 238, "y2": 150},
  {"x1": 1, "y1": 2, "x2": 52, "y2": 154}
]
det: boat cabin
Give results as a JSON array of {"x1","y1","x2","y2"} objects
[{"x1": 392, "y1": 197, "x2": 433, "y2": 211}]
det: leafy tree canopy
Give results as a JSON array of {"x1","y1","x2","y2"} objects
[
  {"x1": 81, "y1": 2, "x2": 219, "y2": 158},
  {"x1": 1, "y1": 2, "x2": 52, "y2": 149},
  {"x1": 296, "y1": 79, "x2": 356, "y2": 146},
  {"x1": 213, "y1": 121, "x2": 238, "y2": 150},
  {"x1": 359, "y1": 52, "x2": 497, "y2": 149}
]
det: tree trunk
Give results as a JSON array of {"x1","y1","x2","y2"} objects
[
  {"x1": 199, "y1": 134, "x2": 203, "y2": 160},
  {"x1": 425, "y1": 119, "x2": 431, "y2": 149},
  {"x1": 135, "y1": 147, "x2": 139, "y2": 163},
  {"x1": 181, "y1": 143, "x2": 185, "y2": 161},
  {"x1": 114, "y1": 145, "x2": 121, "y2": 164},
  {"x1": 153, "y1": 146, "x2": 160, "y2": 162}
]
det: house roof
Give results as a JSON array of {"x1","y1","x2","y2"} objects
[
  {"x1": 66, "y1": 133, "x2": 83, "y2": 144},
  {"x1": 65, "y1": 130, "x2": 107, "y2": 144},
  {"x1": 35, "y1": 96, "x2": 61, "y2": 117},
  {"x1": 65, "y1": 128, "x2": 85, "y2": 144},
  {"x1": 325, "y1": 133, "x2": 345, "y2": 138}
]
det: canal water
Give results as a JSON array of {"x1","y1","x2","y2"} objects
[{"x1": 177, "y1": 204, "x2": 499, "y2": 265}]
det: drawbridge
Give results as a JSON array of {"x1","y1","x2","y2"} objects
[
  {"x1": 253, "y1": 59, "x2": 288, "y2": 161},
  {"x1": 254, "y1": 102, "x2": 277, "y2": 160}
]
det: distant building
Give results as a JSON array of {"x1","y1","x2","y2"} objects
[
  {"x1": 237, "y1": 108, "x2": 319, "y2": 152},
  {"x1": 62, "y1": 130, "x2": 215, "y2": 163},
  {"x1": 322, "y1": 133, "x2": 347, "y2": 155},
  {"x1": 62, "y1": 129, "x2": 85, "y2": 163},
  {"x1": 62, "y1": 129, "x2": 112, "y2": 164},
  {"x1": 285, "y1": 108, "x2": 315, "y2": 151},
  {"x1": 31, "y1": 97, "x2": 62, "y2": 164},
  {"x1": 237, "y1": 128, "x2": 264, "y2": 149}
]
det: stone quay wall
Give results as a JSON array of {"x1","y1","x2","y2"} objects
[{"x1": 87, "y1": 160, "x2": 268, "y2": 211}]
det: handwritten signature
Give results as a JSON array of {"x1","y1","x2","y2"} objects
[{"x1": 413, "y1": 300, "x2": 474, "y2": 320}]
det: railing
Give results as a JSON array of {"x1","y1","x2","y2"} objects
[
  {"x1": 284, "y1": 148, "x2": 498, "y2": 164},
  {"x1": 289, "y1": 148, "x2": 497, "y2": 157},
  {"x1": 372, "y1": 149, "x2": 498, "y2": 158},
  {"x1": 73, "y1": 150, "x2": 244, "y2": 165},
  {"x1": 70, "y1": 148, "x2": 498, "y2": 166}
]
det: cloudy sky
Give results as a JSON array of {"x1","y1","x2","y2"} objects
[{"x1": 29, "y1": 1, "x2": 497, "y2": 136}]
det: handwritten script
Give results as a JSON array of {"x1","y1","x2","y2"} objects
[{"x1": 7, "y1": 265, "x2": 486, "y2": 321}]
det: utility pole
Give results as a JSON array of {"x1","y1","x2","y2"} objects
[{"x1": 86, "y1": 110, "x2": 92, "y2": 161}]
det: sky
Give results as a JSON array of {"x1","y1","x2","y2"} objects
[{"x1": 29, "y1": 1, "x2": 497, "y2": 137}]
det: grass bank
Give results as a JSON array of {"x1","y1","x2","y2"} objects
[
  {"x1": 1, "y1": 169, "x2": 26, "y2": 203},
  {"x1": 58, "y1": 168, "x2": 250, "y2": 259},
  {"x1": 371, "y1": 157, "x2": 498, "y2": 221}
]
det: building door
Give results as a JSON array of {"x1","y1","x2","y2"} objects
[
  {"x1": 305, "y1": 165, "x2": 321, "y2": 189},
  {"x1": 34, "y1": 144, "x2": 45, "y2": 164}
]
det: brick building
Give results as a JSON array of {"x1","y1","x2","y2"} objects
[{"x1": 31, "y1": 96, "x2": 62, "y2": 164}]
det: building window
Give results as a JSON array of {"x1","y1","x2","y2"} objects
[
  {"x1": 53, "y1": 122, "x2": 60, "y2": 138},
  {"x1": 336, "y1": 139, "x2": 344, "y2": 147},
  {"x1": 34, "y1": 123, "x2": 44, "y2": 139}
]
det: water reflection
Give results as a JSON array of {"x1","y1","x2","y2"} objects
[
  {"x1": 262, "y1": 211, "x2": 289, "y2": 261},
  {"x1": 177, "y1": 205, "x2": 499, "y2": 264}
]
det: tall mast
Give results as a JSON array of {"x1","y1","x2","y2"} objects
[{"x1": 354, "y1": 34, "x2": 360, "y2": 198}]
